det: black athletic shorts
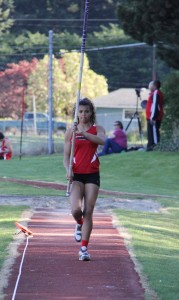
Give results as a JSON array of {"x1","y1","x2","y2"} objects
[{"x1": 73, "y1": 172, "x2": 100, "y2": 187}]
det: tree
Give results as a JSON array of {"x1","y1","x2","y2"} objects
[
  {"x1": 0, "y1": 59, "x2": 38, "y2": 118},
  {"x1": 117, "y1": 0, "x2": 179, "y2": 69},
  {"x1": 26, "y1": 52, "x2": 108, "y2": 117},
  {"x1": 59, "y1": 51, "x2": 108, "y2": 116},
  {"x1": 0, "y1": 24, "x2": 171, "y2": 92},
  {"x1": 158, "y1": 71, "x2": 179, "y2": 151},
  {"x1": 0, "y1": 1, "x2": 171, "y2": 89},
  {"x1": 87, "y1": 24, "x2": 170, "y2": 90},
  {"x1": 0, "y1": 0, "x2": 14, "y2": 35},
  {"x1": 0, "y1": 31, "x2": 49, "y2": 66},
  {"x1": 12, "y1": 0, "x2": 117, "y2": 35}
]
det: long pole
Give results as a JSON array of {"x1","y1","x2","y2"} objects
[
  {"x1": 48, "y1": 30, "x2": 53, "y2": 154},
  {"x1": 66, "y1": 0, "x2": 90, "y2": 196},
  {"x1": 19, "y1": 85, "x2": 25, "y2": 160}
]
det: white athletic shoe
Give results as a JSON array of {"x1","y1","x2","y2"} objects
[
  {"x1": 74, "y1": 224, "x2": 82, "y2": 242},
  {"x1": 79, "y1": 246, "x2": 91, "y2": 261}
]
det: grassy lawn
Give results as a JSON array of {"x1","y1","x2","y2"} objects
[
  {"x1": 115, "y1": 197, "x2": 179, "y2": 300},
  {"x1": 0, "y1": 181, "x2": 64, "y2": 196},
  {"x1": 0, "y1": 154, "x2": 64, "y2": 183},
  {"x1": 0, "y1": 151, "x2": 179, "y2": 299},
  {"x1": 10, "y1": 135, "x2": 65, "y2": 156},
  {"x1": 0, "y1": 154, "x2": 65, "y2": 195},
  {"x1": 0, "y1": 206, "x2": 28, "y2": 270},
  {"x1": 100, "y1": 151, "x2": 179, "y2": 196},
  {"x1": 0, "y1": 151, "x2": 178, "y2": 196}
]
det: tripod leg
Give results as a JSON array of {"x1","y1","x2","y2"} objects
[
  {"x1": 125, "y1": 116, "x2": 135, "y2": 131},
  {"x1": 137, "y1": 116, "x2": 143, "y2": 146}
]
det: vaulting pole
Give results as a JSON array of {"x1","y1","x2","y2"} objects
[
  {"x1": 48, "y1": 30, "x2": 54, "y2": 154},
  {"x1": 19, "y1": 84, "x2": 25, "y2": 160},
  {"x1": 66, "y1": 0, "x2": 90, "y2": 196}
]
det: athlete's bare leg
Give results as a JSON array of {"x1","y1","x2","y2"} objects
[
  {"x1": 82, "y1": 183, "x2": 99, "y2": 241},
  {"x1": 70, "y1": 181, "x2": 84, "y2": 222}
]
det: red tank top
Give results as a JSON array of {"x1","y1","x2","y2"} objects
[
  {"x1": 1, "y1": 138, "x2": 12, "y2": 160},
  {"x1": 72, "y1": 125, "x2": 100, "y2": 174}
]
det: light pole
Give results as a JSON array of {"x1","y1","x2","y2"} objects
[{"x1": 152, "y1": 44, "x2": 157, "y2": 80}]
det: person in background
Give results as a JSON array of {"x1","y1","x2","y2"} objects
[
  {"x1": 98, "y1": 121, "x2": 127, "y2": 156},
  {"x1": 146, "y1": 80, "x2": 164, "y2": 151},
  {"x1": 0, "y1": 132, "x2": 13, "y2": 160}
]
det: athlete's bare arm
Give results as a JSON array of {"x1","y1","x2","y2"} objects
[
  {"x1": 3, "y1": 139, "x2": 13, "y2": 153},
  {"x1": 63, "y1": 128, "x2": 72, "y2": 174},
  {"x1": 78, "y1": 125, "x2": 106, "y2": 145}
]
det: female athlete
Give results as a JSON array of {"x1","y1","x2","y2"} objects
[{"x1": 64, "y1": 98, "x2": 106, "y2": 261}]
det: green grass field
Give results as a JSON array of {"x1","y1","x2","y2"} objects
[
  {"x1": 0, "y1": 151, "x2": 178, "y2": 196},
  {"x1": 0, "y1": 151, "x2": 179, "y2": 299},
  {"x1": 0, "y1": 181, "x2": 64, "y2": 196},
  {"x1": 0, "y1": 206, "x2": 28, "y2": 270},
  {"x1": 9, "y1": 135, "x2": 65, "y2": 156},
  {"x1": 115, "y1": 198, "x2": 179, "y2": 300}
]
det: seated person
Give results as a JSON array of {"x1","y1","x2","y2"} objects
[
  {"x1": 0, "y1": 132, "x2": 13, "y2": 160},
  {"x1": 98, "y1": 121, "x2": 127, "y2": 156}
]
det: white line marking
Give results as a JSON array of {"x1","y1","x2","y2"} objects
[{"x1": 12, "y1": 237, "x2": 29, "y2": 300}]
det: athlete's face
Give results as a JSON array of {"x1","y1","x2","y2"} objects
[{"x1": 78, "y1": 105, "x2": 92, "y2": 123}]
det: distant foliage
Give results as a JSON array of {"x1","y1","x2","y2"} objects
[
  {"x1": 0, "y1": 59, "x2": 38, "y2": 118},
  {"x1": 26, "y1": 52, "x2": 108, "y2": 117},
  {"x1": 158, "y1": 72, "x2": 179, "y2": 151},
  {"x1": 0, "y1": 3, "x2": 171, "y2": 90},
  {"x1": 0, "y1": 53, "x2": 108, "y2": 119},
  {"x1": 118, "y1": 0, "x2": 179, "y2": 69},
  {"x1": 0, "y1": 0, "x2": 14, "y2": 34},
  {"x1": 87, "y1": 25, "x2": 170, "y2": 90},
  {"x1": 12, "y1": 0, "x2": 117, "y2": 35},
  {"x1": 0, "y1": 0, "x2": 172, "y2": 94}
]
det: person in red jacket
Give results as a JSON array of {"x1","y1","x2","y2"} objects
[
  {"x1": 0, "y1": 132, "x2": 13, "y2": 160},
  {"x1": 146, "y1": 80, "x2": 164, "y2": 151},
  {"x1": 64, "y1": 98, "x2": 106, "y2": 261}
]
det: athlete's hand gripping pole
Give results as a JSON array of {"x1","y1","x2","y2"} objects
[{"x1": 66, "y1": 0, "x2": 90, "y2": 197}]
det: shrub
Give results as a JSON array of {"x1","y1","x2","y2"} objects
[{"x1": 158, "y1": 71, "x2": 179, "y2": 151}]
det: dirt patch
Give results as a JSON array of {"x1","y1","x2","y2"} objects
[
  {"x1": 0, "y1": 195, "x2": 161, "y2": 213},
  {"x1": 97, "y1": 197, "x2": 161, "y2": 213}
]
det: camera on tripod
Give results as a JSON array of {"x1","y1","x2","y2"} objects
[
  {"x1": 135, "y1": 88, "x2": 141, "y2": 98},
  {"x1": 125, "y1": 87, "x2": 144, "y2": 146}
]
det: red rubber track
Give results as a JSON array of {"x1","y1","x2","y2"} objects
[{"x1": 3, "y1": 209, "x2": 144, "y2": 300}]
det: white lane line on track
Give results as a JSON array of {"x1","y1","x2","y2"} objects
[{"x1": 12, "y1": 237, "x2": 29, "y2": 300}]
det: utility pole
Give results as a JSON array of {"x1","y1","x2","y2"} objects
[
  {"x1": 48, "y1": 30, "x2": 54, "y2": 154},
  {"x1": 152, "y1": 44, "x2": 157, "y2": 80},
  {"x1": 33, "y1": 94, "x2": 37, "y2": 135}
]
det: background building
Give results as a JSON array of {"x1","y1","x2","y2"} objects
[{"x1": 93, "y1": 88, "x2": 149, "y2": 133}]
